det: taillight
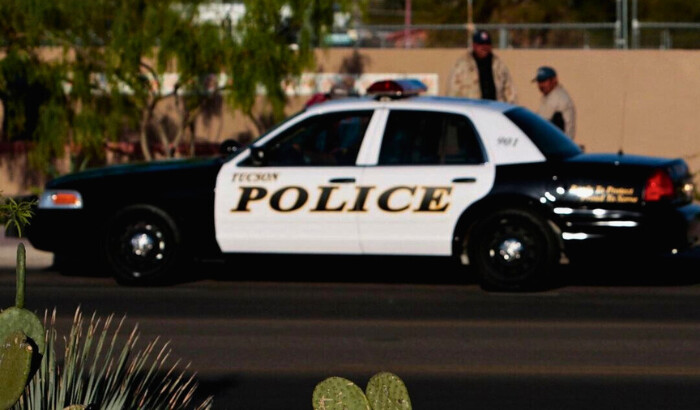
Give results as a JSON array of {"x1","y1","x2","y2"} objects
[{"x1": 644, "y1": 170, "x2": 674, "y2": 202}]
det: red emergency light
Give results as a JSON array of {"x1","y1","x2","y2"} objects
[{"x1": 366, "y1": 79, "x2": 427, "y2": 99}]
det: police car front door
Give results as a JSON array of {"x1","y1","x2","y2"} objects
[
  {"x1": 357, "y1": 109, "x2": 495, "y2": 255},
  {"x1": 215, "y1": 110, "x2": 375, "y2": 254}
]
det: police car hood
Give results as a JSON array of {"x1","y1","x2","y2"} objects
[{"x1": 46, "y1": 157, "x2": 223, "y2": 189}]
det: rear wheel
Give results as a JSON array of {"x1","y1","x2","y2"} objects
[
  {"x1": 467, "y1": 208, "x2": 559, "y2": 291},
  {"x1": 104, "y1": 206, "x2": 183, "y2": 286}
]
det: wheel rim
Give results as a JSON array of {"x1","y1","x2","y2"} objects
[
  {"x1": 109, "y1": 217, "x2": 171, "y2": 279},
  {"x1": 480, "y1": 216, "x2": 543, "y2": 281}
]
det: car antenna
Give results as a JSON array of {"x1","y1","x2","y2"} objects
[{"x1": 618, "y1": 91, "x2": 627, "y2": 156}]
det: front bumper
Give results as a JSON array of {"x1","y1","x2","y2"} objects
[
  {"x1": 556, "y1": 202, "x2": 700, "y2": 253},
  {"x1": 25, "y1": 208, "x2": 99, "y2": 254}
]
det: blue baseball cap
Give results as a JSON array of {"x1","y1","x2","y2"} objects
[
  {"x1": 472, "y1": 30, "x2": 492, "y2": 45},
  {"x1": 533, "y1": 66, "x2": 557, "y2": 82}
]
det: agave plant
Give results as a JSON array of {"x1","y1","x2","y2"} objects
[{"x1": 13, "y1": 308, "x2": 212, "y2": 410}]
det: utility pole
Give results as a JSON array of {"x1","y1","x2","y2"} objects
[
  {"x1": 631, "y1": 0, "x2": 639, "y2": 49},
  {"x1": 615, "y1": 0, "x2": 629, "y2": 49},
  {"x1": 404, "y1": 0, "x2": 412, "y2": 48}
]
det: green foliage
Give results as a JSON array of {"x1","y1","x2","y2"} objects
[
  {"x1": 0, "y1": 331, "x2": 34, "y2": 410},
  {"x1": 0, "y1": 0, "x2": 346, "y2": 174},
  {"x1": 0, "y1": 193, "x2": 36, "y2": 239},
  {"x1": 0, "y1": 0, "x2": 73, "y2": 173},
  {"x1": 225, "y1": 0, "x2": 345, "y2": 131},
  {"x1": 313, "y1": 373, "x2": 411, "y2": 410},
  {"x1": 14, "y1": 309, "x2": 213, "y2": 410}
]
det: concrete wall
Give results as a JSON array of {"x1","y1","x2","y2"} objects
[{"x1": 2, "y1": 48, "x2": 700, "y2": 195}]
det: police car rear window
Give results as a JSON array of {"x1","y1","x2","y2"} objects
[{"x1": 504, "y1": 107, "x2": 582, "y2": 160}]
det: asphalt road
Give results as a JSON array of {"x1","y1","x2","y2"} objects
[{"x1": 2, "y1": 235, "x2": 700, "y2": 409}]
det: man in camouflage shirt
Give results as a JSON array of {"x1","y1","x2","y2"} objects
[{"x1": 446, "y1": 30, "x2": 517, "y2": 104}]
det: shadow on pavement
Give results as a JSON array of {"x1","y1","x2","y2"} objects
[{"x1": 17, "y1": 241, "x2": 700, "y2": 290}]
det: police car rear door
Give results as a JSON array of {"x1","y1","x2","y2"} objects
[
  {"x1": 215, "y1": 109, "x2": 377, "y2": 254},
  {"x1": 356, "y1": 107, "x2": 495, "y2": 255}
]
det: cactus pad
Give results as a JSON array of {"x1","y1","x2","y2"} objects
[
  {"x1": 365, "y1": 372, "x2": 412, "y2": 410},
  {"x1": 0, "y1": 331, "x2": 34, "y2": 409},
  {"x1": 313, "y1": 377, "x2": 371, "y2": 410},
  {"x1": 0, "y1": 307, "x2": 45, "y2": 356},
  {"x1": 0, "y1": 243, "x2": 45, "y2": 355}
]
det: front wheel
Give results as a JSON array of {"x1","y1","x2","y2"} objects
[
  {"x1": 104, "y1": 206, "x2": 183, "y2": 286},
  {"x1": 467, "y1": 208, "x2": 559, "y2": 291}
]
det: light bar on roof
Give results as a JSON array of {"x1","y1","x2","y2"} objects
[{"x1": 366, "y1": 79, "x2": 427, "y2": 99}]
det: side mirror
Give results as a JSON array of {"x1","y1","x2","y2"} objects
[
  {"x1": 250, "y1": 146, "x2": 267, "y2": 166},
  {"x1": 220, "y1": 139, "x2": 241, "y2": 156}
]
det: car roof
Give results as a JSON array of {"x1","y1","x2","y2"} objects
[{"x1": 303, "y1": 95, "x2": 516, "y2": 115}]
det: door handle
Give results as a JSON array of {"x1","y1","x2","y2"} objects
[
  {"x1": 452, "y1": 177, "x2": 477, "y2": 183},
  {"x1": 329, "y1": 178, "x2": 356, "y2": 183}
]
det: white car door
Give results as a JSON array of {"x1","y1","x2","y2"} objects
[
  {"x1": 215, "y1": 109, "x2": 377, "y2": 254},
  {"x1": 357, "y1": 108, "x2": 496, "y2": 256}
]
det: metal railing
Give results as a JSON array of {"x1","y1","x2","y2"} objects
[
  {"x1": 339, "y1": 0, "x2": 700, "y2": 50},
  {"x1": 348, "y1": 22, "x2": 619, "y2": 49},
  {"x1": 340, "y1": 21, "x2": 700, "y2": 49},
  {"x1": 633, "y1": 22, "x2": 700, "y2": 49}
]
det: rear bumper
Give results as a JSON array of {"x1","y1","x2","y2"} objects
[{"x1": 558, "y1": 202, "x2": 700, "y2": 254}]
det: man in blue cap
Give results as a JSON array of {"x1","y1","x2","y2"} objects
[
  {"x1": 534, "y1": 66, "x2": 576, "y2": 139},
  {"x1": 447, "y1": 29, "x2": 517, "y2": 104}
]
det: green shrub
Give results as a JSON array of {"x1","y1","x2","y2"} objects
[{"x1": 0, "y1": 192, "x2": 36, "y2": 238}]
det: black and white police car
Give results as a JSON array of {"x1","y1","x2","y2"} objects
[{"x1": 24, "y1": 79, "x2": 700, "y2": 290}]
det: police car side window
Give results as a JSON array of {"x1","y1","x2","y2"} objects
[
  {"x1": 262, "y1": 110, "x2": 373, "y2": 167},
  {"x1": 378, "y1": 110, "x2": 483, "y2": 165}
]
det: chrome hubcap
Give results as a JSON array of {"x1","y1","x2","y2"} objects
[
  {"x1": 127, "y1": 224, "x2": 165, "y2": 261},
  {"x1": 492, "y1": 238, "x2": 523, "y2": 262},
  {"x1": 130, "y1": 233, "x2": 155, "y2": 256}
]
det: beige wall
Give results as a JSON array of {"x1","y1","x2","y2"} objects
[
  {"x1": 2, "y1": 48, "x2": 700, "y2": 195},
  {"x1": 312, "y1": 48, "x2": 700, "y2": 169},
  {"x1": 309, "y1": 48, "x2": 700, "y2": 189}
]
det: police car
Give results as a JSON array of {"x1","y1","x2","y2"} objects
[{"x1": 25, "y1": 80, "x2": 700, "y2": 290}]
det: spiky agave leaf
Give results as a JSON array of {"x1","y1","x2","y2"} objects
[{"x1": 14, "y1": 307, "x2": 212, "y2": 410}]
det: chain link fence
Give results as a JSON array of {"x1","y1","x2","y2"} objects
[{"x1": 335, "y1": 22, "x2": 700, "y2": 49}]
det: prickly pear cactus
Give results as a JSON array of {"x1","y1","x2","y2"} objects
[
  {"x1": 313, "y1": 377, "x2": 371, "y2": 410},
  {"x1": 365, "y1": 372, "x2": 412, "y2": 410},
  {"x1": 0, "y1": 243, "x2": 45, "y2": 355},
  {"x1": 0, "y1": 331, "x2": 34, "y2": 409}
]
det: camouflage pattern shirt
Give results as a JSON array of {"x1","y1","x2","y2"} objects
[{"x1": 446, "y1": 52, "x2": 518, "y2": 104}]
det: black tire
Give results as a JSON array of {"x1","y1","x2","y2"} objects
[
  {"x1": 467, "y1": 208, "x2": 559, "y2": 291},
  {"x1": 103, "y1": 205, "x2": 183, "y2": 286}
]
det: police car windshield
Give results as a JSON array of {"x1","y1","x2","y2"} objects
[
  {"x1": 251, "y1": 110, "x2": 306, "y2": 145},
  {"x1": 504, "y1": 107, "x2": 582, "y2": 160}
]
